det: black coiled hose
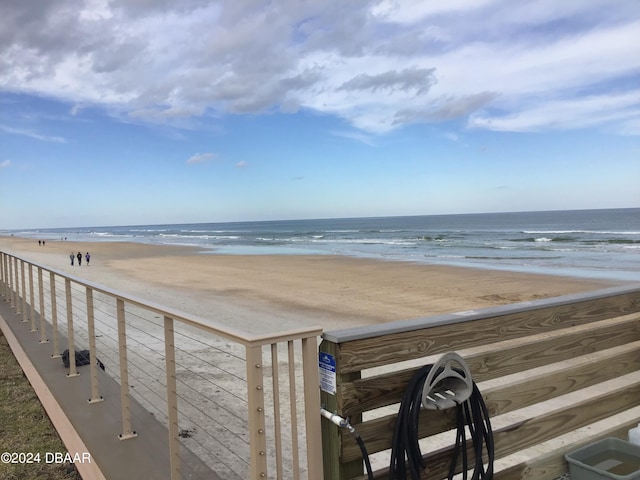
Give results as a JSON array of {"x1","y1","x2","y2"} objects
[
  {"x1": 388, "y1": 365, "x2": 494, "y2": 480},
  {"x1": 353, "y1": 430, "x2": 375, "y2": 480}
]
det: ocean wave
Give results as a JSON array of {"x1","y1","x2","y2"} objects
[
  {"x1": 510, "y1": 236, "x2": 577, "y2": 243},
  {"x1": 603, "y1": 239, "x2": 640, "y2": 244},
  {"x1": 420, "y1": 235, "x2": 448, "y2": 242},
  {"x1": 316, "y1": 238, "x2": 416, "y2": 246},
  {"x1": 158, "y1": 233, "x2": 240, "y2": 240},
  {"x1": 7, "y1": 209, "x2": 638, "y2": 282},
  {"x1": 524, "y1": 230, "x2": 640, "y2": 235},
  {"x1": 465, "y1": 255, "x2": 564, "y2": 261}
]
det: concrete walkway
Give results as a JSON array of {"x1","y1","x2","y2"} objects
[{"x1": 0, "y1": 298, "x2": 216, "y2": 480}]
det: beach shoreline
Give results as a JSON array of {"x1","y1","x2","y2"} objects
[
  {"x1": 0, "y1": 234, "x2": 633, "y2": 476},
  {"x1": 0, "y1": 235, "x2": 622, "y2": 333}
]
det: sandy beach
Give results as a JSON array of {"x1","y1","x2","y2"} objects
[
  {"x1": 1, "y1": 235, "x2": 634, "y2": 478},
  {"x1": 0, "y1": 236, "x2": 619, "y2": 334}
]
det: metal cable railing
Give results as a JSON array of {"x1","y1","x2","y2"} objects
[{"x1": 0, "y1": 251, "x2": 324, "y2": 480}]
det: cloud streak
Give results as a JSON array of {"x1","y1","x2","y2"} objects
[
  {"x1": 186, "y1": 152, "x2": 216, "y2": 165},
  {"x1": 0, "y1": 124, "x2": 66, "y2": 143},
  {"x1": 0, "y1": 0, "x2": 638, "y2": 135}
]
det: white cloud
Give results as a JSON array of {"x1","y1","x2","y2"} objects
[
  {"x1": 371, "y1": 0, "x2": 499, "y2": 23},
  {"x1": 617, "y1": 118, "x2": 640, "y2": 136},
  {"x1": 0, "y1": 124, "x2": 66, "y2": 143},
  {"x1": 186, "y1": 152, "x2": 216, "y2": 165},
  {"x1": 0, "y1": 0, "x2": 638, "y2": 135},
  {"x1": 330, "y1": 130, "x2": 376, "y2": 146},
  {"x1": 0, "y1": 160, "x2": 11, "y2": 168},
  {"x1": 442, "y1": 131, "x2": 460, "y2": 142},
  {"x1": 470, "y1": 90, "x2": 640, "y2": 132}
]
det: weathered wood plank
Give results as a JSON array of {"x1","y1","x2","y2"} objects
[
  {"x1": 320, "y1": 341, "x2": 364, "y2": 480},
  {"x1": 339, "y1": 341, "x2": 640, "y2": 460},
  {"x1": 483, "y1": 341, "x2": 640, "y2": 417},
  {"x1": 335, "y1": 289, "x2": 640, "y2": 374},
  {"x1": 322, "y1": 286, "x2": 640, "y2": 479},
  {"x1": 466, "y1": 313, "x2": 640, "y2": 380},
  {"x1": 485, "y1": 379, "x2": 640, "y2": 478},
  {"x1": 320, "y1": 341, "x2": 340, "y2": 480},
  {"x1": 339, "y1": 315, "x2": 640, "y2": 417},
  {"x1": 493, "y1": 422, "x2": 638, "y2": 480},
  {"x1": 341, "y1": 404, "x2": 457, "y2": 462},
  {"x1": 351, "y1": 421, "x2": 640, "y2": 480},
  {"x1": 348, "y1": 375, "x2": 640, "y2": 478}
]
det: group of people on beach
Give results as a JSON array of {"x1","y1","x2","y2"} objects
[{"x1": 70, "y1": 252, "x2": 90, "y2": 266}]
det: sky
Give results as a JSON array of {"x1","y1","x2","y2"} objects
[{"x1": 1, "y1": 0, "x2": 639, "y2": 230}]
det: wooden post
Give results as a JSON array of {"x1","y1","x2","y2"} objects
[
  {"x1": 50, "y1": 272, "x2": 61, "y2": 358},
  {"x1": 86, "y1": 287, "x2": 103, "y2": 403},
  {"x1": 302, "y1": 335, "x2": 324, "y2": 480},
  {"x1": 4, "y1": 254, "x2": 9, "y2": 299},
  {"x1": 65, "y1": 279, "x2": 79, "y2": 378},
  {"x1": 15, "y1": 258, "x2": 19, "y2": 310},
  {"x1": 1, "y1": 253, "x2": 5, "y2": 300},
  {"x1": 9, "y1": 257, "x2": 18, "y2": 313},
  {"x1": 319, "y1": 340, "x2": 363, "y2": 480},
  {"x1": 116, "y1": 298, "x2": 137, "y2": 440},
  {"x1": 270, "y1": 343, "x2": 284, "y2": 479},
  {"x1": 38, "y1": 267, "x2": 48, "y2": 343},
  {"x1": 0, "y1": 253, "x2": 5, "y2": 299},
  {"x1": 246, "y1": 344, "x2": 268, "y2": 479},
  {"x1": 29, "y1": 263, "x2": 37, "y2": 332},
  {"x1": 21, "y1": 260, "x2": 27, "y2": 322},
  {"x1": 164, "y1": 316, "x2": 181, "y2": 480}
]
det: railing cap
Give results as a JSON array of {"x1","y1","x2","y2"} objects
[{"x1": 2, "y1": 251, "x2": 322, "y2": 346}]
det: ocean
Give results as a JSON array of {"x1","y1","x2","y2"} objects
[{"x1": 5, "y1": 208, "x2": 640, "y2": 282}]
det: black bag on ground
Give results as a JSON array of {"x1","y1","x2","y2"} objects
[{"x1": 61, "y1": 349, "x2": 105, "y2": 371}]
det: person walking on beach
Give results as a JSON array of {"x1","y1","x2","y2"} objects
[
  {"x1": 77, "y1": 252, "x2": 82, "y2": 266},
  {"x1": 70, "y1": 253, "x2": 74, "y2": 266},
  {"x1": 85, "y1": 252, "x2": 91, "y2": 266}
]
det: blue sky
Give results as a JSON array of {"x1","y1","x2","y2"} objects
[{"x1": 1, "y1": 0, "x2": 639, "y2": 229}]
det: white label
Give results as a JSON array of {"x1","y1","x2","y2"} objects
[{"x1": 319, "y1": 352, "x2": 336, "y2": 395}]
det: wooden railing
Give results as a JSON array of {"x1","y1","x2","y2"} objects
[
  {"x1": 320, "y1": 284, "x2": 640, "y2": 479},
  {"x1": 0, "y1": 251, "x2": 324, "y2": 480}
]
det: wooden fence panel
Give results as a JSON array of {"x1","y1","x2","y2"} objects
[{"x1": 321, "y1": 285, "x2": 640, "y2": 480}]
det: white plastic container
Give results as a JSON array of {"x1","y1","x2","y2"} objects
[{"x1": 630, "y1": 424, "x2": 640, "y2": 446}]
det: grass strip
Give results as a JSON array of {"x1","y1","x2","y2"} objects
[{"x1": 0, "y1": 331, "x2": 82, "y2": 480}]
